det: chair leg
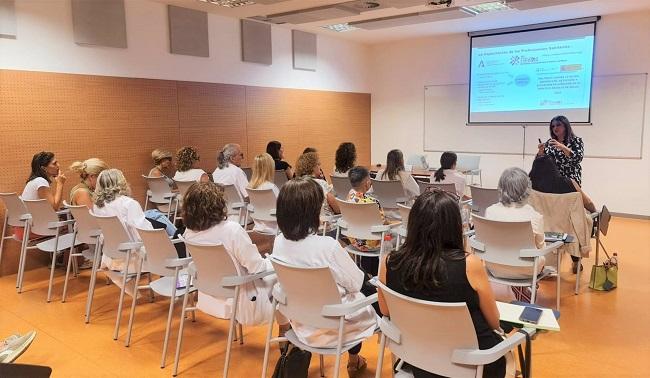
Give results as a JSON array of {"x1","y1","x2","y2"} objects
[
  {"x1": 556, "y1": 251, "x2": 562, "y2": 310},
  {"x1": 574, "y1": 256, "x2": 582, "y2": 295},
  {"x1": 333, "y1": 317, "x2": 345, "y2": 378},
  {"x1": 62, "y1": 231, "x2": 79, "y2": 303},
  {"x1": 223, "y1": 286, "x2": 240, "y2": 378},
  {"x1": 114, "y1": 251, "x2": 132, "y2": 341},
  {"x1": 46, "y1": 234, "x2": 61, "y2": 303},
  {"x1": 161, "y1": 269, "x2": 179, "y2": 368},
  {"x1": 260, "y1": 299, "x2": 277, "y2": 378},
  {"x1": 375, "y1": 334, "x2": 387, "y2": 378},
  {"x1": 85, "y1": 241, "x2": 101, "y2": 323},
  {"x1": 530, "y1": 259, "x2": 539, "y2": 305},
  {"x1": 125, "y1": 255, "x2": 144, "y2": 347},
  {"x1": 0, "y1": 215, "x2": 7, "y2": 271},
  {"x1": 17, "y1": 222, "x2": 30, "y2": 290},
  {"x1": 320, "y1": 354, "x2": 325, "y2": 377},
  {"x1": 173, "y1": 282, "x2": 192, "y2": 377}
]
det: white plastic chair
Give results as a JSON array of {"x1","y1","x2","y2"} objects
[
  {"x1": 261, "y1": 257, "x2": 378, "y2": 378},
  {"x1": 172, "y1": 180, "x2": 196, "y2": 223},
  {"x1": 91, "y1": 214, "x2": 148, "y2": 337},
  {"x1": 370, "y1": 179, "x2": 407, "y2": 214},
  {"x1": 173, "y1": 241, "x2": 273, "y2": 378},
  {"x1": 134, "y1": 228, "x2": 193, "y2": 368},
  {"x1": 375, "y1": 281, "x2": 531, "y2": 378},
  {"x1": 330, "y1": 175, "x2": 353, "y2": 200},
  {"x1": 18, "y1": 199, "x2": 80, "y2": 302},
  {"x1": 274, "y1": 170, "x2": 289, "y2": 187},
  {"x1": 395, "y1": 204, "x2": 411, "y2": 249},
  {"x1": 335, "y1": 199, "x2": 397, "y2": 260},
  {"x1": 244, "y1": 188, "x2": 276, "y2": 233},
  {"x1": 62, "y1": 203, "x2": 102, "y2": 304},
  {"x1": 457, "y1": 155, "x2": 482, "y2": 186},
  {"x1": 470, "y1": 215, "x2": 563, "y2": 309},
  {"x1": 143, "y1": 175, "x2": 177, "y2": 218},
  {"x1": 222, "y1": 184, "x2": 247, "y2": 226},
  {"x1": 469, "y1": 186, "x2": 499, "y2": 217},
  {"x1": 0, "y1": 193, "x2": 30, "y2": 287}
]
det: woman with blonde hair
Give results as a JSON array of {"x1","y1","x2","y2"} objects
[
  {"x1": 247, "y1": 153, "x2": 279, "y2": 235},
  {"x1": 69, "y1": 158, "x2": 109, "y2": 208},
  {"x1": 173, "y1": 146, "x2": 209, "y2": 183},
  {"x1": 149, "y1": 149, "x2": 175, "y2": 186}
]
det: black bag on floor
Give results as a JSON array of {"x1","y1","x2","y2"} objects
[{"x1": 272, "y1": 345, "x2": 311, "y2": 378}]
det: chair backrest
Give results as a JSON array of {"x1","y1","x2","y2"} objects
[
  {"x1": 418, "y1": 181, "x2": 457, "y2": 196},
  {"x1": 370, "y1": 179, "x2": 406, "y2": 210},
  {"x1": 174, "y1": 180, "x2": 195, "y2": 200},
  {"x1": 456, "y1": 155, "x2": 480, "y2": 172},
  {"x1": 184, "y1": 240, "x2": 240, "y2": 299},
  {"x1": 270, "y1": 257, "x2": 343, "y2": 329},
  {"x1": 397, "y1": 203, "x2": 411, "y2": 226},
  {"x1": 600, "y1": 205, "x2": 611, "y2": 236},
  {"x1": 92, "y1": 213, "x2": 134, "y2": 259},
  {"x1": 221, "y1": 184, "x2": 244, "y2": 214},
  {"x1": 247, "y1": 188, "x2": 277, "y2": 222},
  {"x1": 406, "y1": 154, "x2": 429, "y2": 169},
  {"x1": 22, "y1": 199, "x2": 60, "y2": 236},
  {"x1": 274, "y1": 170, "x2": 288, "y2": 187},
  {"x1": 0, "y1": 192, "x2": 29, "y2": 227},
  {"x1": 143, "y1": 175, "x2": 173, "y2": 204},
  {"x1": 469, "y1": 186, "x2": 499, "y2": 217},
  {"x1": 242, "y1": 167, "x2": 253, "y2": 181},
  {"x1": 471, "y1": 215, "x2": 536, "y2": 267},
  {"x1": 137, "y1": 228, "x2": 181, "y2": 277},
  {"x1": 377, "y1": 281, "x2": 479, "y2": 378},
  {"x1": 65, "y1": 203, "x2": 100, "y2": 245},
  {"x1": 330, "y1": 175, "x2": 353, "y2": 200},
  {"x1": 336, "y1": 199, "x2": 384, "y2": 240}
]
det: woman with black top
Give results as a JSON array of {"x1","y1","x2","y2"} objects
[
  {"x1": 378, "y1": 190, "x2": 504, "y2": 378},
  {"x1": 266, "y1": 140, "x2": 294, "y2": 180},
  {"x1": 537, "y1": 115, "x2": 584, "y2": 185}
]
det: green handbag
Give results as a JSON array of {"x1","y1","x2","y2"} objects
[{"x1": 589, "y1": 260, "x2": 617, "y2": 291}]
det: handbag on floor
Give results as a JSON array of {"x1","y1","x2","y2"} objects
[
  {"x1": 589, "y1": 252, "x2": 618, "y2": 291},
  {"x1": 272, "y1": 344, "x2": 311, "y2": 378}
]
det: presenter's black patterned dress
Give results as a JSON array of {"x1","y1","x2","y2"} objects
[{"x1": 543, "y1": 136, "x2": 584, "y2": 185}]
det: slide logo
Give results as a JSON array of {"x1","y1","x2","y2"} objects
[{"x1": 510, "y1": 56, "x2": 520, "y2": 65}]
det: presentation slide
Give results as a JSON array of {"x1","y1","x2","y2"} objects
[{"x1": 469, "y1": 23, "x2": 596, "y2": 124}]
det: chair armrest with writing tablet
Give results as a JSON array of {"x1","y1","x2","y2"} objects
[
  {"x1": 231, "y1": 202, "x2": 246, "y2": 209},
  {"x1": 246, "y1": 204, "x2": 255, "y2": 213},
  {"x1": 520, "y1": 240, "x2": 563, "y2": 258},
  {"x1": 164, "y1": 257, "x2": 193, "y2": 268},
  {"x1": 117, "y1": 241, "x2": 144, "y2": 252},
  {"x1": 56, "y1": 209, "x2": 71, "y2": 217},
  {"x1": 48, "y1": 219, "x2": 76, "y2": 229},
  {"x1": 337, "y1": 219, "x2": 349, "y2": 229},
  {"x1": 463, "y1": 229, "x2": 475, "y2": 238},
  {"x1": 370, "y1": 224, "x2": 391, "y2": 233},
  {"x1": 469, "y1": 237, "x2": 485, "y2": 252},
  {"x1": 272, "y1": 284, "x2": 287, "y2": 305},
  {"x1": 19, "y1": 214, "x2": 32, "y2": 222},
  {"x1": 590, "y1": 211, "x2": 599, "y2": 220},
  {"x1": 270, "y1": 208, "x2": 276, "y2": 216},
  {"x1": 322, "y1": 293, "x2": 378, "y2": 317},
  {"x1": 162, "y1": 192, "x2": 177, "y2": 200},
  {"x1": 221, "y1": 270, "x2": 275, "y2": 287},
  {"x1": 187, "y1": 262, "x2": 197, "y2": 277},
  {"x1": 378, "y1": 317, "x2": 402, "y2": 344},
  {"x1": 396, "y1": 197, "x2": 408, "y2": 204},
  {"x1": 451, "y1": 329, "x2": 534, "y2": 366}
]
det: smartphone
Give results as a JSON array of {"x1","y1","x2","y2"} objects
[
  {"x1": 538, "y1": 138, "x2": 542, "y2": 144},
  {"x1": 519, "y1": 306, "x2": 543, "y2": 324},
  {"x1": 176, "y1": 274, "x2": 189, "y2": 290}
]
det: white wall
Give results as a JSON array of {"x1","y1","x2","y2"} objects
[
  {"x1": 0, "y1": 0, "x2": 371, "y2": 93},
  {"x1": 370, "y1": 11, "x2": 650, "y2": 216}
]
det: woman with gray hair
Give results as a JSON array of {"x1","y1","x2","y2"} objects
[
  {"x1": 212, "y1": 143, "x2": 249, "y2": 200},
  {"x1": 484, "y1": 168, "x2": 546, "y2": 298}
]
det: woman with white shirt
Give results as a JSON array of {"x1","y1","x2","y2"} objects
[
  {"x1": 247, "y1": 153, "x2": 279, "y2": 234},
  {"x1": 485, "y1": 168, "x2": 545, "y2": 301},
  {"x1": 376, "y1": 149, "x2": 419, "y2": 199},
  {"x1": 295, "y1": 152, "x2": 340, "y2": 217},
  {"x1": 93, "y1": 169, "x2": 153, "y2": 271},
  {"x1": 272, "y1": 177, "x2": 377, "y2": 376},
  {"x1": 173, "y1": 146, "x2": 209, "y2": 183},
  {"x1": 182, "y1": 182, "x2": 285, "y2": 327},
  {"x1": 212, "y1": 143, "x2": 249, "y2": 201},
  {"x1": 431, "y1": 151, "x2": 470, "y2": 200}
]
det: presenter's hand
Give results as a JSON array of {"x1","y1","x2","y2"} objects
[
  {"x1": 537, "y1": 143, "x2": 545, "y2": 156},
  {"x1": 549, "y1": 139, "x2": 570, "y2": 154}
]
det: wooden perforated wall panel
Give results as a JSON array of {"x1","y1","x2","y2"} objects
[{"x1": 0, "y1": 69, "x2": 370, "y2": 275}]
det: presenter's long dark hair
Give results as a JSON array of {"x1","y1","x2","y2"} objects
[
  {"x1": 549, "y1": 115, "x2": 576, "y2": 144},
  {"x1": 381, "y1": 149, "x2": 405, "y2": 181},
  {"x1": 434, "y1": 151, "x2": 457, "y2": 182},
  {"x1": 387, "y1": 190, "x2": 465, "y2": 291}
]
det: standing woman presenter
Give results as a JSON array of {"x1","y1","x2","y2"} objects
[{"x1": 537, "y1": 115, "x2": 584, "y2": 185}]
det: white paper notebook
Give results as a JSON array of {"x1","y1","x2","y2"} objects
[{"x1": 497, "y1": 302, "x2": 560, "y2": 331}]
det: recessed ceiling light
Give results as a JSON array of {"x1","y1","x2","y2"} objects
[
  {"x1": 460, "y1": 1, "x2": 513, "y2": 15},
  {"x1": 198, "y1": 0, "x2": 256, "y2": 8},
  {"x1": 322, "y1": 23, "x2": 360, "y2": 32}
]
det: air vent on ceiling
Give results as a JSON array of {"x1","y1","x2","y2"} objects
[{"x1": 198, "y1": 0, "x2": 255, "y2": 8}]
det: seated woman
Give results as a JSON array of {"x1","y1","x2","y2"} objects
[
  {"x1": 69, "y1": 158, "x2": 109, "y2": 208},
  {"x1": 148, "y1": 149, "x2": 175, "y2": 187},
  {"x1": 529, "y1": 154, "x2": 596, "y2": 213},
  {"x1": 212, "y1": 143, "x2": 249, "y2": 201},
  {"x1": 266, "y1": 140, "x2": 294, "y2": 180},
  {"x1": 378, "y1": 189, "x2": 505, "y2": 378},
  {"x1": 430, "y1": 151, "x2": 469, "y2": 200},
  {"x1": 376, "y1": 149, "x2": 419, "y2": 200},
  {"x1": 333, "y1": 142, "x2": 356, "y2": 178},
  {"x1": 182, "y1": 182, "x2": 285, "y2": 327},
  {"x1": 173, "y1": 146, "x2": 209, "y2": 183},
  {"x1": 16, "y1": 152, "x2": 67, "y2": 240},
  {"x1": 93, "y1": 169, "x2": 153, "y2": 271},
  {"x1": 295, "y1": 152, "x2": 340, "y2": 217},
  {"x1": 247, "y1": 153, "x2": 279, "y2": 234},
  {"x1": 485, "y1": 168, "x2": 545, "y2": 300},
  {"x1": 272, "y1": 178, "x2": 377, "y2": 376}
]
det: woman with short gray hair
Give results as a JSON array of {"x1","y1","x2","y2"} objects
[{"x1": 484, "y1": 168, "x2": 546, "y2": 300}]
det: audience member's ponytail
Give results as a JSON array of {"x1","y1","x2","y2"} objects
[{"x1": 434, "y1": 152, "x2": 457, "y2": 182}]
